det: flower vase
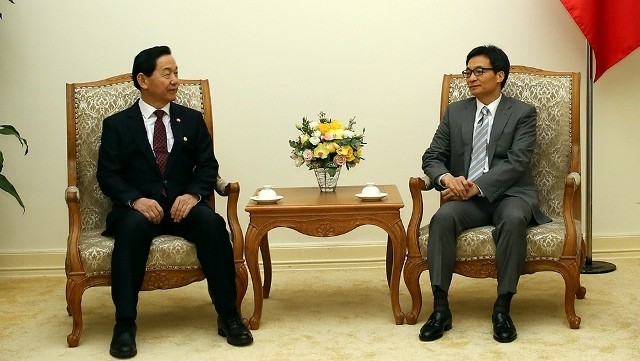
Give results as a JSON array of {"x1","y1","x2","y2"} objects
[{"x1": 314, "y1": 167, "x2": 341, "y2": 192}]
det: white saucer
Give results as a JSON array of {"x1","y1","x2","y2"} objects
[
  {"x1": 250, "y1": 195, "x2": 284, "y2": 204},
  {"x1": 355, "y1": 192, "x2": 388, "y2": 201}
]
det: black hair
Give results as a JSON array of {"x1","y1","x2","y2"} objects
[
  {"x1": 131, "y1": 46, "x2": 172, "y2": 90},
  {"x1": 466, "y1": 45, "x2": 510, "y2": 88}
]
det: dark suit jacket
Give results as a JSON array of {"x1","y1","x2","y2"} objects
[
  {"x1": 97, "y1": 100, "x2": 219, "y2": 234},
  {"x1": 422, "y1": 95, "x2": 550, "y2": 224}
]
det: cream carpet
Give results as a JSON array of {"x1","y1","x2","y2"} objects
[{"x1": 1, "y1": 258, "x2": 638, "y2": 361}]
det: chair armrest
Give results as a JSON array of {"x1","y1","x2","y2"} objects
[
  {"x1": 217, "y1": 179, "x2": 244, "y2": 263},
  {"x1": 215, "y1": 176, "x2": 230, "y2": 196},
  {"x1": 567, "y1": 172, "x2": 580, "y2": 189},
  {"x1": 406, "y1": 176, "x2": 433, "y2": 258},
  {"x1": 65, "y1": 186, "x2": 83, "y2": 272},
  {"x1": 560, "y1": 172, "x2": 581, "y2": 257}
]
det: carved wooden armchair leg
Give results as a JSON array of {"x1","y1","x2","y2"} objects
[{"x1": 66, "y1": 279, "x2": 89, "y2": 347}]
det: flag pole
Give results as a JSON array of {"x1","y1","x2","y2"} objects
[{"x1": 581, "y1": 42, "x2": 616, "y2": 274}]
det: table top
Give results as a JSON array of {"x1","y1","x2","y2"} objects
[{"x1": 245, "y1": 184, "x2": 404, "y2": 214}]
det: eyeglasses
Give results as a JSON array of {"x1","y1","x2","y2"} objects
[{"x1": 462, "y1": 67, "x2": 494, "y2": 78}]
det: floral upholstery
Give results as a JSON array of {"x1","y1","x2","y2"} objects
[
  {"x1": 71, "y1": 78, "x2": 207, "y2": 276},
  {"x1": 418, "y1": 71, "x2": 581, "y2": 262}
]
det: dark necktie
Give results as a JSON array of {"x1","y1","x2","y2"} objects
[
  {"x1": 152, "y1": 109, "x2": 169, "y2": 174},
  {"x1": 468, "y1": 106, "x2": 490, "y2": 181}
]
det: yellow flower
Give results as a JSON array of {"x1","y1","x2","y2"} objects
[
  {"x1": 338, "y1": 145, "x2": 355, "y2": 161},
  {"x1": 325, "y1": 128, "x2": 344, "y2": 140},
  {"x1": 324, "y1": 142, "x2": 339, "y2": 152},
  {"x1": 329, "y1": 120, "x2": 344, "y2": 130},
  {"x1": 317, "y1": 123, "x2": 331, "y2": 134},
  {"x1": 313, "y1": 143, "x2": 332, "y2": 159}
]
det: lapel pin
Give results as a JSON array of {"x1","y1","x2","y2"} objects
[
  {"x1": 183, "y1": 137, "x2": 188, "y2": 141},
  {"x1": 176, "y1": 118, "x2": 181, "y2": 123}
]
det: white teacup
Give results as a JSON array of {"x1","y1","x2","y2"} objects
[
  {"x1": 361, "y1": 182, "x2": 381, "y2": 196},
  {"x1": 257, "y1": 185, "x2": 278, "y2": 200}
]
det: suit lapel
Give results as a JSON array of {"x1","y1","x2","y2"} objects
[
  {"x1": 126, "y1": 100, "x2": 159, "y2": 171},
  {"x1": 165, "y1": 103, "x2": 184, "y2": 174},
  {"x1": 487, "y1": 96, "x2": 512, "y2": 161}
]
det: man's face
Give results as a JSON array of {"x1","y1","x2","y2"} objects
[
  {"x1": 137, "y1": 54, "x2": 179, "y2": 107},
  {"x1": 465, "y1": 55, "x2": 504, "y2": 103}
]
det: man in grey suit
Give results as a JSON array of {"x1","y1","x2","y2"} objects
[{"x1": 419, "y1": 45, "x2": 551, "y2": 343}]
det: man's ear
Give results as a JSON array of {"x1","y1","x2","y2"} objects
[
  {"x1": 496, "y1": 71, "x2": 505, "y2": 84},
  {"x1": 136, "y1": 73, "x2": 148, "y2": 90}
]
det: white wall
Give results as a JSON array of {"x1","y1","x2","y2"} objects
[{"x1": 0, "y1": 0, "x2": 639, "y2": 254}]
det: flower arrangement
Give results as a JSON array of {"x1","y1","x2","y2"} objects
[{"x1": 289, "y1": 112, "x2": 365, "y2": 176}]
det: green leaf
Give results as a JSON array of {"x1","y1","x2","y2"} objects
[
  {"x1": 0, "y1": 173, "x2": 25, "y2": 212},
  {"x1": 0, "y1": 124, "x2": 29, "y2": 155}
]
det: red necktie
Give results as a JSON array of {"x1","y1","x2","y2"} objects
[{"x1": 152, "y1": 110, "x2": 169, "y2": 174}]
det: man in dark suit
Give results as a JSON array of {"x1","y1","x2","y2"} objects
[
  {"x1": 97, "y1": 46, "x2": 252, "y2": 359},
  {"x1": 419, "y1": 45, "x2": 551, "y2": 343}
]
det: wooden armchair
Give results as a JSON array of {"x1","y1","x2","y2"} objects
[
  {"x1": 64, "y1": 74, "x2": 248, "y2": 347},
  {"x1": 404, "y1": 66, "x2": 586, "y2": 329}
]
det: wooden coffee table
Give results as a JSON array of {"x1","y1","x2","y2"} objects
[{"x1": 243, "y1": 184, "x2": 406, "y2": 329}]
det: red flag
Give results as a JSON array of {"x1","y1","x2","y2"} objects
[{"x1": 560, "y1": 0, "x2": 640, "y2": 81}]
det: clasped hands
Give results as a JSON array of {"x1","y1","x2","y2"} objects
[
  {"x1": 131, "y1": 194, "x2": 199, "y2": 224},
  {"x1": 441, "y1": 174, "x2": 480, "y2": 201}
]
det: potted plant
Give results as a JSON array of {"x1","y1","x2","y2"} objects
[
  {"x1": 1, "y1": 125, "x2": 28, "y2": 211},
  {"x1": 289, "y1": 111, "x2": 365, "y2": 192}
]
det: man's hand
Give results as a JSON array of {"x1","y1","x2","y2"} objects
[
  {"x1": 441, "y1": 174, "x2": 480, "y2": 201},
  {"x1": 170, "y1": 194, "x2": 199, "y2": 222},
  {"x1": 132, "y1": 198, "x2": 164, "y2": 224}
]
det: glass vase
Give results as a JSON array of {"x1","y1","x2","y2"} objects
[{"x1": 314, "y1": 167, "x2": 341, "y2": 192}]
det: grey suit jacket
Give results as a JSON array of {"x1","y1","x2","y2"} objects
[{"x1": 422, "y1": 95, "x2": 550, "y2": 224}]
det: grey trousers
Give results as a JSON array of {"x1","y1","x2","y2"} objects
[{"x1": 427, "y1": 195, "x2": 532, "y2": 296}]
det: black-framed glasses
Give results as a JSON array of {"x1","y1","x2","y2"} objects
[{"x1": 462, "y1": 67, "x2": 494, "y2": 78}]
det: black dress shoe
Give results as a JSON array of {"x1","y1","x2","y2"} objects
[
  {"x1": 217, "y1": 316, "x2": 253, "y2": 346},
  {"x1": 419, "y1": 311, "x2": 452, "y2": 341},
  {"x1": 492, "y1": 312, "x2": 517, "y2": 343},
  {"x1": 109, "y1": 323, "x2": 137, "y2": 359}
]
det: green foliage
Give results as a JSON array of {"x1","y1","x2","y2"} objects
[
  {"x1": 0, "y1": 124, "x2": 28, "y2": 211},
  {"x1": 0, "y1": 0, "x2": 16, "y2": 20}
]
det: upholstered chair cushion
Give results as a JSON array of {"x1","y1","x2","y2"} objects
[{"x1": 419, "y1": 218, "x2": 582, "y2": 262}]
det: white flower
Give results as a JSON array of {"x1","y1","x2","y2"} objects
[
  {"x1": 343, "y1": 130, "x2": 355, "y2": 138},
  {"x1": 312, "y1": 130, "x2": 321, "y2": 138},
  {"x1": 309, "y1": 121, "x2": 319, "y2": 130},
  {"x1": 309, "y1": 136, "x2": 321, "y2": 145}
]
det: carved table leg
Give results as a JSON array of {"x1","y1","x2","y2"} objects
[{"x1": 245, "y1": 225, "x2": 265, "y2": 330}]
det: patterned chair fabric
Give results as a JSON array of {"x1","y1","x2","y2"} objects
[
  {"x1": 65, "y1": 74, "x2": 247, "y2": 347},
  {"x1": 404, "y1": 66, "x2": 586, "y2": 330}
]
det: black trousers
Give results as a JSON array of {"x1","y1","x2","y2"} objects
[{"x1": 110, "y1": 203, "x2": 237, "y2": 321}]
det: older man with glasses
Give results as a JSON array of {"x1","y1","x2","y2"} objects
[{"x1": 419, "y1": 45, "x2": 551, "y2": 343}]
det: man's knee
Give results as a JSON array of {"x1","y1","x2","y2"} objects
[{"x1": 115, "y1": 211, "x2": 153, "y2": 238}]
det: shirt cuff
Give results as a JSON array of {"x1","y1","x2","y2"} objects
[{"x1": 437, "y1": 173, "x2": 451, "y2": 188}]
